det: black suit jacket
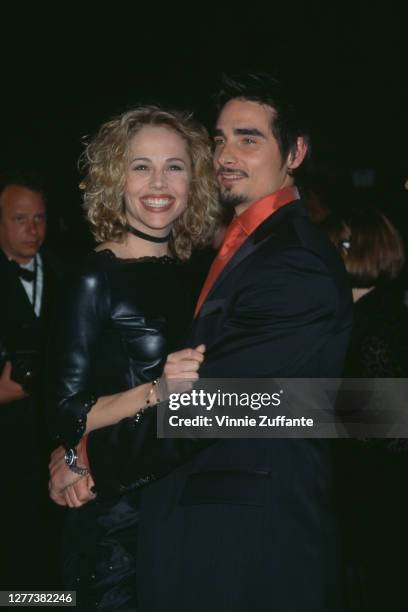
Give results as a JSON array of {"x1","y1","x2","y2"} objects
[
  {"x1": 0, "y1": 249, "x2": 66, "y2": 590},
  {"x1": 0, "y1": 247, "x2": 62, "y2": 449},
  {"x1": 88, "y1": 200, "x2": 353, "y2": 612},
  {"x1": 0, "y1": 248, "x2": 60, "y2": 359}
]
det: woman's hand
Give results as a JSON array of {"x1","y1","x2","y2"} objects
[
  {"x1": 62, "y1": 473, "x2": 96, "y2": 508},
  {"x1": 162, "y1": 344, "x2": 205, "y2": 396},
  {"x1": 49, "y1": 442, "x2": 96, "y2": 507},
  {"x1": 163, "y1": 344, "x2": 205, "y2": 380},
  {"x1": 49, "y1": 446, "x2": 81, "y2": 506}
]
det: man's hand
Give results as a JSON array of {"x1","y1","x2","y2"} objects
[
  {"x1": 0, "y1": 361, "x2": 27, "y2": 404},
  {"x1": 49, "y1": 440, "x2": 96, "y2": 507}
]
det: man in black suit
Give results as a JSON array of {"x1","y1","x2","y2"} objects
[
  {"x1": 50, "y1": 75, "x2": 352, "y2": 611},
  {"x1": 0, "y1": 172, "x2": 62, "y2": 588}
]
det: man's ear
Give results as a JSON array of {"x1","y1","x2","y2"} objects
[{"x1": 287, "y1": 136, "x2": 308, "y2": 171}]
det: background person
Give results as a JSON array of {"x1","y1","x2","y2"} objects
[
  {"x1": 324, "y1": 209, "x2": 408, "y2": 612},
  {"x1": 0, "y1": 170, "x2": 63, "y2": 589},
  {"x1": 324, "y1": 209, "x2": 407, "y2": 377}
]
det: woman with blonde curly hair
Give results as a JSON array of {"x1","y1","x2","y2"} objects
[
  {"x1": 47, "y1": 106, "x2": 220, "y2": 610},
  {"x1": 83, "y1": 106, "x2": 219, "y2": 260}
]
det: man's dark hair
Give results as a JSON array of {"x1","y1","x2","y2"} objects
[
  {"x1": 216, "y1": 73, "x2": 310, "y2": 165},
  {"x1": 0, "y1": 170, "x2": 47, "y2": 201}
]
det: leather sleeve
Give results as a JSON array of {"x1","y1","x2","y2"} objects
[{"x1": 47, "y1": 264, "x2": 109, "y2": 447}]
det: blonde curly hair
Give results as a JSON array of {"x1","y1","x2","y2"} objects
[{"x1": 80, "y1": 106, "x2": 220, "y2": 261}]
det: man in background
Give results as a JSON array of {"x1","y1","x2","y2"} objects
[{"x1": 0, "y1": 171, "x2": 62, "y2": 589}]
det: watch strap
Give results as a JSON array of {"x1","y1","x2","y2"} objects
[{"x1": 64, "y1": 447, "x2": 89, "y2": 477}]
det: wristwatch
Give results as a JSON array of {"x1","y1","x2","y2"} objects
[{"x1": 64, "y1": 447, "x2": 89, "y2": 476}]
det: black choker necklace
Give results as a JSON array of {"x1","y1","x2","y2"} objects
[{"x1": 126, "y1": 224, "x2": 171, "y2": 244}]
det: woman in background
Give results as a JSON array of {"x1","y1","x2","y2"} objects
[
  {"x1": 324, "y1": 209, "x2": 408, "y2": 612},
  {"x1": 324, "y1": 209, "x2": 407, "y2": 377}
]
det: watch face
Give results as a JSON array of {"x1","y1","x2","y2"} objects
[{"x1": 65, "y1": 448, "x2": 76, "y2": 467}]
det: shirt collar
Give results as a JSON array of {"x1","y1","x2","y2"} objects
[
  {"x1": 20, "y1": 257, "x2": 36, "y2": 271},
  {"x1": 234, "y1": 185, "x2": 300, "y2": 236},
  {"x1": 8, "y1": 255, "x2": 35, "y2": 270}
]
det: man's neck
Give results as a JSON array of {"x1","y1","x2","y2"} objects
[
  {"x1": 1, "y1": 248, "x2": 35, "y2": 266},
  {"x1": 234, "y1": 183, "x2": 297, "y2": 217}
]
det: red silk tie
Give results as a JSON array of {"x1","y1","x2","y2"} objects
[{"x1": 194, "y1": 219, "x2": 246, "y2": 318}]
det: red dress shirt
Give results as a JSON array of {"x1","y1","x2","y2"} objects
[{"x1": 194, "y1": 185, "x2": 300, "y2": 317}]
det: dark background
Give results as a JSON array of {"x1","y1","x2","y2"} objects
[{"x1": 1, "y1": 2, "x2": 406, "y2": 252}]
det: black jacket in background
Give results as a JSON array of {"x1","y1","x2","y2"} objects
[{"x1": 0, "y1": 246, "x2": 63, "y2": 589}]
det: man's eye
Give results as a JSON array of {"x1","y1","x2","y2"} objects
[{"x1": 242, "y1": 137, "x2": 257, "y2": 145}]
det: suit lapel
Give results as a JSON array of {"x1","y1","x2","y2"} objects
[
  {"x1": 0, "y1": 251, "x2": 38, "y2": 322},
  {"x1": 205, "y1": 231, "x2": 268, "y2": 303},
  {"x1": 200, "y1": 199, "x2": 306, "y2": 311},
  {"x1": 12, "y1": 276, "x2": 38, "y2": 325},
  {"x1": 39, "y1": 258, "x2": 50, "y2": 320},
  {"x1": 39, "y1": 253, "x2": 59, "y2": 322}
]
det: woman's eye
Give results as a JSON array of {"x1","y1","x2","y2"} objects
[
  {"x1": 167, "y1": 165, "x2": 184, "y2": 172},
  {"x1": 133, "y1": 164, "x2": 149, "y2": 171},
  {"x1": 213, "y1": 138, "x2": 224, "y2": 147}
]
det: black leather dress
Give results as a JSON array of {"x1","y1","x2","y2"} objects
[{"x1": 47, "y1": 250, "x2": 194, "y2": 611}]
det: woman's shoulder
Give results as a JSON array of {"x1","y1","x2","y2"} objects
[
  {"x1": 79, "y1": 240, "x2": 130, "y2": 271},
  {"x1": 355, "y1": 287, "x2": 408, "y2": 329},
  {"x1": 55, "y1": 251, "x2": 113, "y2": 314},
  {"x1": 64, "y1": 249, "x2": 116, "y2": 295},
  {"x1": 87, "y1": 247, "x2": 118, "y2": 267}
]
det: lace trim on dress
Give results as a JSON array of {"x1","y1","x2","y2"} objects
[{"x1": 93, "y1": 249, "x2": 176, "y2": 264}]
